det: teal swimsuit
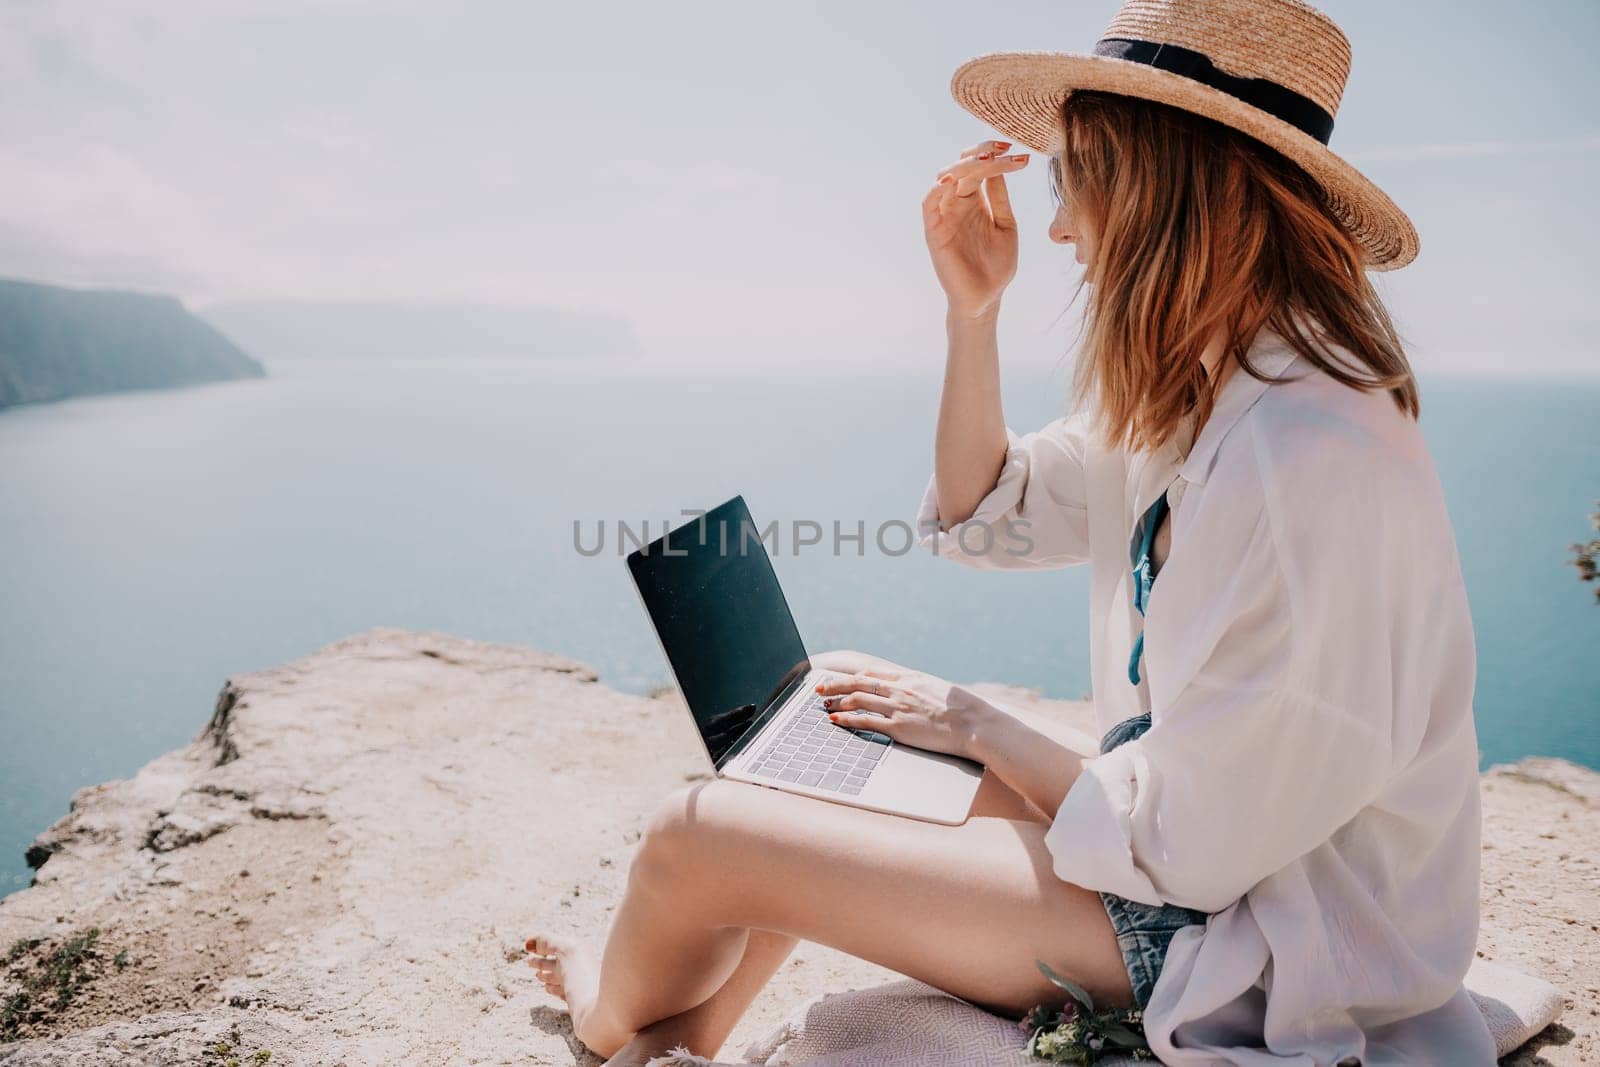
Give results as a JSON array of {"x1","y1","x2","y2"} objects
[{"x1": 1127, "y1": 486, "x2": 1172, "y2": 686}]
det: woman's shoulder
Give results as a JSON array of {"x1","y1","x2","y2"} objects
[
  {"x1": 1243, "y1": 357, "x2": 1436, "y2": 495},
  {"x1": 1220, "y1": 358, "x2": 1462, "y2": 572}
]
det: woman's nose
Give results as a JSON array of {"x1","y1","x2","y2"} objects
[{"x1": 1048, "y1": 208, "x2": 1074, "y2": 245}]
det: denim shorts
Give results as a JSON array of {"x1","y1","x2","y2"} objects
[{"x1": 1095, "y1": 710, "x2": 1210, "y2": 1009}]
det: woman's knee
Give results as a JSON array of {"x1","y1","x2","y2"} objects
[{"x1": 633, "y1": 780, "x2": 743, "y2": 883}]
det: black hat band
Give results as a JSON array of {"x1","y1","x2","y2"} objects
[{"x1": 1091, "y1": 37, "x2": 1336, "y2": 145}]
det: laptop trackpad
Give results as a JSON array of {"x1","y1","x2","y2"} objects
[{"x1": 866, "y1": 741, "x2": 984, "y2": 824}]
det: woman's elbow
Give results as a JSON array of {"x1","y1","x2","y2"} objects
[{"x1": 1145, "y1": 842, "x2": 1264, "y2": 913}]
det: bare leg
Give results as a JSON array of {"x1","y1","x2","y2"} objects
[
  {"x1": 530, "y1": 771, "x2": 1129, "y2": 1060},
  {"x1": 595, "y1": 767, "x2": 1044, "y2": 1062},
  {"x1": 600, "y1": 928, "x2": 796, "y2": 1065}
]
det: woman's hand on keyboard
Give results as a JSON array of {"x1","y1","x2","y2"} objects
[{"x1": 809, "y1": 650, "x2": 995, "y2": 762}]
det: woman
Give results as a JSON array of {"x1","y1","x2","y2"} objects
[{"x1": 527, "y1": 1, "x2": 1496, "y2": 1063}]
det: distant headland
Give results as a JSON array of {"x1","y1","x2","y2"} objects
[
  {"x1": 201, "y1": 298, "x2": 643, "y2": 361},
  {"x1": 0, "y1": 278, "x2": 265, "y2": 411}
]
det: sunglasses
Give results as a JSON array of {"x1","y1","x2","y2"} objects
[{"x1": 1046, "y1": 154, "x2": 1067, "y2": 207}]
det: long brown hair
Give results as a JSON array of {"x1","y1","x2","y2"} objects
[{"x1": 1050, "y1": 89, "x2": 1418, "y2": 454}]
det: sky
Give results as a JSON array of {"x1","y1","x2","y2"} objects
[{"x1": 1, "y1": 0, "x2": 1596, "y2": 376}]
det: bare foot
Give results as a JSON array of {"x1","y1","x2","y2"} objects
[{"x1": 526, "y1": 931, "x2": 622, "y2": 1056}]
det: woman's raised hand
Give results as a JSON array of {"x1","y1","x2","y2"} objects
[{"x1": 923, "y1": 139, "x2": 1030, "y2": 320}]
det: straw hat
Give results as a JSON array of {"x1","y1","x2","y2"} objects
[{"x1": 950, "y1": 0, "x2": 1419, "y2": 270}]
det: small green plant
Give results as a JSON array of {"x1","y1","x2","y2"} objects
[
  {"x1": 0, "y1": 927, "x2": 107, "y2": 1041},
  {"x1": 1572, "y1": 500, "x2": 1600, "y2": 603},
  {"x1": 41, "y1": 928, "x2": 100, "y2": 1010},
  {"x1": 1, "y1": 990, "x2": 32, "y2": 1041},
  {"x1": 201, "y1": 1034, "x2": 270, "y2": 1066},
  {"x1": 113, "y1": 950, "x2": 131, "y2": 970},
  {"x1": 1021, "y1": 960, "x2": 1157, "y2": 1063}
]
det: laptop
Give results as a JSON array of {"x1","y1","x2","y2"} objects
[{"x1": 626, "y1": 495, "x2": 984, "y2": 825}]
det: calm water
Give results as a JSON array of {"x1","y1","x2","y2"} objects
[{"x1": 1, "y1": 358, "x2": 1596, "y2": 895}]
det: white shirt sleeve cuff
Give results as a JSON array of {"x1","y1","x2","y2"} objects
[
  {"x1": 914, "y1": 428, "x2": 1034, "y2": 564},
  {"x1": 1043, "y1": 741, "x2": 1168, "y2": 907}
]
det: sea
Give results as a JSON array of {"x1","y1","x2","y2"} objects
[{"x1": 1, "y1": 357, "x2": 1596, "y2": 896}]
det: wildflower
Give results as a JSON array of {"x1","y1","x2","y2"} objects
[{"x1": 1023, "y1": 959, "x2": 1154, "y2": 1064}]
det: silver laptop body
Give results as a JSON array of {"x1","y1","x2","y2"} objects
[{"x1": 626, "y1": 496, "x2": 983, "y2": 825}]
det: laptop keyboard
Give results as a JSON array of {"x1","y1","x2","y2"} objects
[{"x1": 745, "y1": 692, "x2": 892, "y2": 795}]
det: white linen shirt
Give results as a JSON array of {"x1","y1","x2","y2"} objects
[{"x1": 914, "y1": 326, "x2": 1496, "y2": 1065}]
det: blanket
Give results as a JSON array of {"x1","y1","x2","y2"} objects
[{"x1": 644, "y1": 957, "x2": 1564, "y2": 1066}]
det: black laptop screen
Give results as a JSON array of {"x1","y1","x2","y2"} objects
[{"x1": 626, "y1": 497, "x2": 810, "y2": 767}]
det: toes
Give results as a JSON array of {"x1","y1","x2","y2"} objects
[
  {"x1": 524, "y1": 932, "x2": 588, "y2": 1008},
  {"x1": 525, "y1": 933, "x2": 569, "y2": 957},
  {"x1": 530, "y1": 960, "x2": 565, "y2": 998}
]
